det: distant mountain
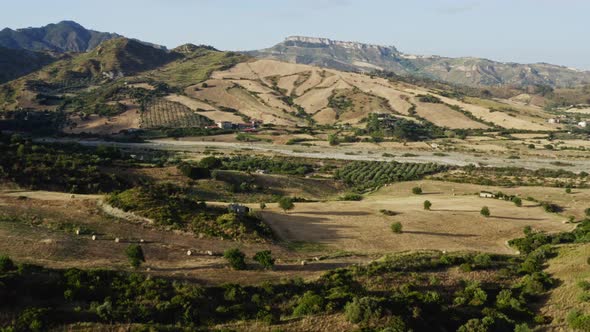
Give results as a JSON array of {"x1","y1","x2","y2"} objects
[
  {"x1": 0, "y1": 21, "x2": 165, "y2": 53},
  {"x1": 0, "y1": 46, "x2": 56, "y2": 83},
  {"x1": 250, "y1": 36, "x2": 590, "y2": 88}
]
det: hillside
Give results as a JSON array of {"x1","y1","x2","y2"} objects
[
  {"x1": 251, "y1": 36, "x2": 590, "y2": 88},
  {"x1": 184, "y1": 59, "x2": 555, "y2": 130},
  {"x1": 0, "y1": 21, "x2": 122, "y2": 53},
  {"x1": 0, "y1": 46, "x2": 55, "y2": 84}
]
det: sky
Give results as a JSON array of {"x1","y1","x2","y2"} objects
[{"x1": 3, "y1": 0, "x2": 590, "y2": 69}]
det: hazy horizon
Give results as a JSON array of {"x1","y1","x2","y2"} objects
[{"x1": 3, "y1": 0, "x2": 590, "y2": 70}]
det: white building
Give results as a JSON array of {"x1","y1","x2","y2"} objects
[{"x1": 479, "y1": 191, "x2": 495, "y2": 198}]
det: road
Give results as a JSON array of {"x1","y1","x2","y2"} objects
[{"x1": 39, "y1": 137, "x2": 590, "y2": 172}]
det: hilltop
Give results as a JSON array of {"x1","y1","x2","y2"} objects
[{"x1": 250, "y1": 36, "x2": 590, "y2": 88}]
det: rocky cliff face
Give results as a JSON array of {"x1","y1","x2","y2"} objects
[{"x1": 251, "y1": 36, "x2": 590, "y2": 88}]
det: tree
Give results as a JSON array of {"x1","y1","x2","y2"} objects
[
  {"x1": 566, "y1": 187, "x2": 572, "y2": 194},
  {"x1": 125, "y1": 244, "x2": 145, "y2": 268},
  {"x1": 253, "y1": 250, "x2": 275, "y2": 269},
  {"x1": 512, "y1": 197, "x2": 522, "y2": 207},
  {"x1": 480, "y1": 206, "x2": 490, "y2": 218},
  {"x1": 259, "y1": 202, "x2": 266, "y2": 210},
  {"x1": 0, "y1": 255, "x2": 16, "y2": 273},
  {"x1": 424, "y1": 200, "x2": 432, "y2": 210},
  {"x1": 328, "y1": 134, "x2": 339, "y2": 146},
  {"x1": 412, "y1": 187, "x2": 423, "y2": 195},
  {"x1": 224, "y1": 248, "x2": 246, "y2": 270},
  {"x1": 278, "y1": 196, "x2": 295, "y2": 213},
  {"x1": 391, "y1": 222, "x2": 403, "y2": 234}
]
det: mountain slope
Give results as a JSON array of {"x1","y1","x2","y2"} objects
[
  {"x1": 0, "y1": 46, "x2": 56, "y2": 84},
  {"x1": 250, "y1": 36, "x2": 590, "y2": 88},
  {"x1": 0, "y1": 21, "x2": 122, "y2": 53},
  {"x1": 0, "y1": 20, "x2": 166, "y2": 54}
]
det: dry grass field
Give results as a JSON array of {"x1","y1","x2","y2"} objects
[{"x1": 262, "y1": 181, "x2": 571, "y2": 255}]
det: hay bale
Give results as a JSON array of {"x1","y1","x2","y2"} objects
[
  {"x1": 75, "y1": 229, "x2": 80, "y2": 235},
  {"x1": 187, "y1": 250, "x2": 192, "y2": 256},
  {"x1": 140, "y1": 239, "x2": 145, "y2": 243},
  {"x1": 206, "y1": 250, "x2": 213, "y2": 256},
  {"x1": 91, "y1": 235, "x2": 97, "y2": 241},
  {"x1": 300, "y1": 261, "x2": 306, "y2": 266},
  {"x1": 115, "y1": 238, "x2": 120, "y2": 243}
]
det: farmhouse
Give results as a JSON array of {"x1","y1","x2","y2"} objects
[
  {"x1": 217, "y1": 121, "x2": 233, "y2": 129},
  {"x1": 479, "y1": 191, "x2": 496, "y2": 198}
]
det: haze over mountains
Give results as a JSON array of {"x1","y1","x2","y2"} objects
[{"x1": 251, "y1": 36, "x2": 590, "y2": 88}]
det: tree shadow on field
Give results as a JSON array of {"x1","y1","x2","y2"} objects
[
  {"x1": 261, "y1": 211, "x2": 356, "y2": 246},
  {"x1": 491, "y1": 216, "x2": 545, "y2": 221},
  {"x1": 421, "y1": 192, "x2": 443, "y2": 195},
  {"x1": 431, "y1": 209, "x2": 480, "y2": 213},
  {"x1": 403, "y1": 230, "x2": 477, "y2": 238},
  {"x1": 297, "y1": 211, "x2": 371, "y2": 216},
  {"x1": 275, "y1": 261, "x2": 352, "y2": 272}
]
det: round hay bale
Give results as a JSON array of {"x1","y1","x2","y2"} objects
[
  {"x1": 115, "y1": 238, "x2": 120, "y2": 243},
  {"x1": 140, "y1": 239, "x2": 145, "y2": 243},
  {"x1": 206, "y1": 250, "x2": 213, "y2": 256},
  {"x1": 300, "y1": 260, "x2": 306, "y2": 266},
  {"x1": 91, "y1": 235, "x2": 97, "y2": 241},
  {"x1": 187, "y1": 250, "x2": 192, "y2": 256},
  {"x1": 75, "y1": 229, "x2": 80, "y2": 235}
]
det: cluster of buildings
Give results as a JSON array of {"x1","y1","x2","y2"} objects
[
  {"x1": 206, "y1": 119, "x2": 262, "y2": 132},
  {"x1": 547, "y1": 115, "x2": 587, "y2": 128}
]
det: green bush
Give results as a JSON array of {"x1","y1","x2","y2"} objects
[
  {"x1": 340, "y1": 193, "x2": 363, "y2": 201},
  {"x1": 412, "y1": 187, "x2": 423, "y2": 195},
  {"x1": 224, "y1": 248, "x2": 246, "y2": 270},
  {"x1": 567, "y1": 310, "x2": 590, "y2": 331},
  {"x1": 424, "y1": 200, "x2": 432, "y2": 210},
  {"x1": 253, "y1": 250, "x2": 275, "y2": 270},
  {"x1": 292, "y1": 291, "x2": 324, "y2": 317},
  {"x1": 0, "y1": 255, "x2": 16, "y2": 273},
  {"x1": 344, "y1": 296, "x2": 382, "y2": 324},
  {"x1": 480, "y1": 206, "x2": 490, "y2": 217},
  {"x1": 278, "y1": 196, "x2": 295, "y2": 213},
  {"x1": 125, "y1": 244, "x2": 145, "y2": 268},
  {"x1": 512, "y1": 197, "x2": 522, "y2": 207},
  {"x1": 391, "y1": 222, "x2": 403, "y2": 234}
]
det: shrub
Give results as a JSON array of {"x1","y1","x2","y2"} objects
[
  {"x1": 224, "y1": 248, "x2": 246, "y2": 270},
  {"x1": 380, "y1": 209, "x2": 398, "y2": 216},
  {"x1": 293, "y1": 291, "x2": 324, "y2": 316},
  {"x1": 253, "y1": 250, "x2": 275, "y2": 270},
  {"x1": 566, "y1": 187, "x2": 572, "y2": 194},
  {"x1": 424, "y1": 200, "x2": 432, "y2": 210},
  {"x1": 480, "y1": 206, "x2": 490, "y2": 217},
  {"x1": 585, "y1": 208, "x2": 590, "y2": 217},
  {"x1": 344, "y1": 297, "x2": 382, "y2": 324},
  {"x1": 340, "y1": 193, "x2": 363, "y2": 201},
  {"x1": 512, "y1": 197, "x2": 522, "y2": 207},
  {"x1": 178, "y1": 163, "x2": 211, "y2": 179},
  {"x1": 567, "y1": 310, "x2": 590, "y2": 331},
  {"x1": 391, "y1": 222, "x2": 403, "y2": 234},
  {"x1": 473, "y1": 253, "x2": 492, "y2": 268},
  {"x1": 278, "y1": 197, "x2": 295, "y2": 213},
  {"x1": 0, "y1": 255, "x2": 16, "y2": 273},
  {"x1": 125, "y1": 244, "x2": 145, "y2": 268},
  {"x1": 328, "y1": 134, "x2": 339, "y2": 146},
  {"x1": 412, "y1": 187, "x2": 423, "y2": 195},
  {"x1": 259, "y1": 202, "x2": 266, "y2": 210},
  {"x1": 199, "y1": 156, "x2": 222, "y2": 169}
]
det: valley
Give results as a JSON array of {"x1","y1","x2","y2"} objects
[{"x1": 0, "y1": 19, "x2": 590, "y2": 332}]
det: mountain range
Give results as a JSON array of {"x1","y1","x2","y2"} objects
[{"x1": 250, "y1": 36, "x2": 590, "y2": 88}]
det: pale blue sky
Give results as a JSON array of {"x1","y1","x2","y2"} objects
[{"x1": 3, "y1": 0, "x2": 589, "y2": 69}]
